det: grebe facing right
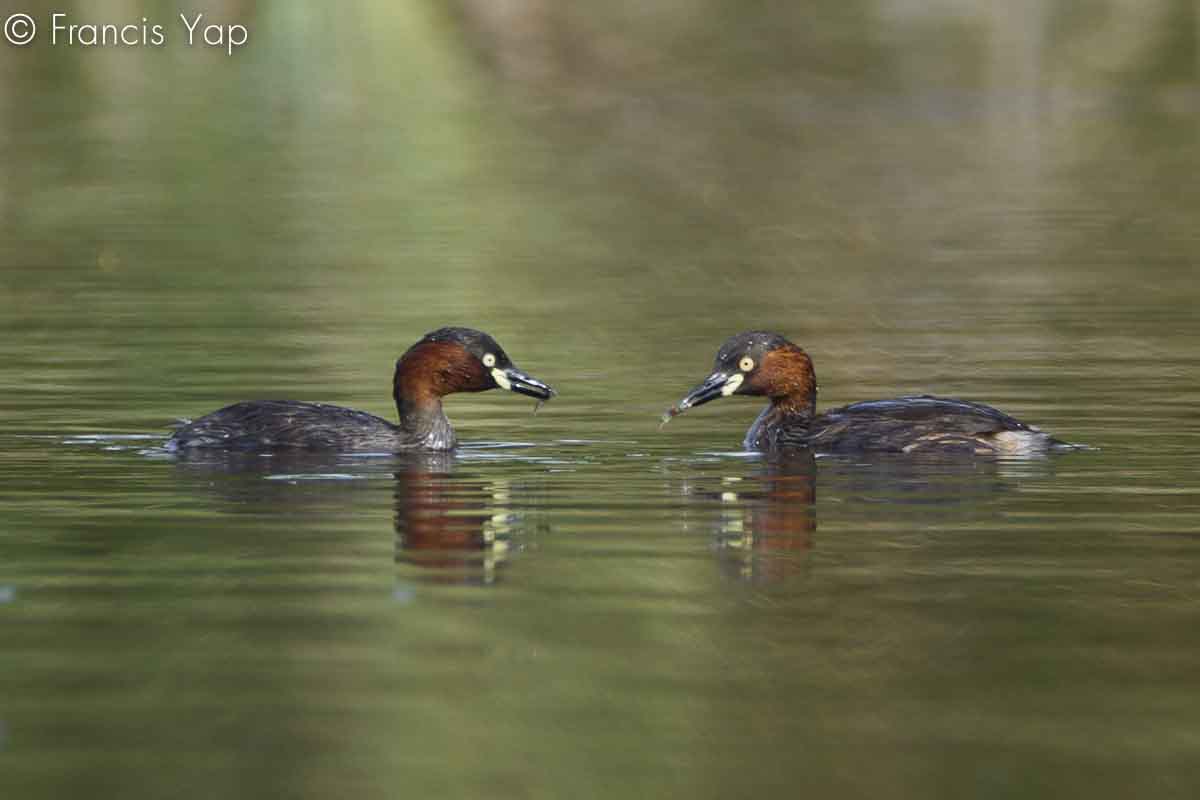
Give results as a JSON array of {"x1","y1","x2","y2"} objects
[
  {"x1": 663, "y1": 331, "x2": 1076, "y2": 456},
  {"x1": 168, "y1": 327, "x2": 555, "y2": 453}
]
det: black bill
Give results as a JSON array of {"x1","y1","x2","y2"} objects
[{"x1": 499, "y1": 366, "x2": 556, "y2": 401}]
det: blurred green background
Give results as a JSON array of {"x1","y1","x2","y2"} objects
[
  {"x1": 2, "y1": 0, "x2": 1197, "y2": 431},
  {"x1": 2, "y1": 2, "x2": 1200, "y2": 799}
]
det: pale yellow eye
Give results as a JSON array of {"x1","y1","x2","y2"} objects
[
  {"x1": 738, "y1": 356, "x2": 755, "y2": 372},
  {"x1": 482, "y1": 353, "x2": 496, "y2": 367}
]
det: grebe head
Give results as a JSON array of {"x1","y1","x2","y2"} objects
[
  {"x1": 394, "y1": 327, "x2": 556, "y2": 404},
  {"x1": 666, "y1": 331, "x2": 816, "y2": 420}
]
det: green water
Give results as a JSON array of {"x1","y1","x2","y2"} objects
[{"x1": 2, "y1": 2, "x2": 1200, "y2": 797}]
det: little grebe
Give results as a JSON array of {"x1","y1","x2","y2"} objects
[
  {"x1": 167, "y1": 327, "x2": 555, "y2": 452},
  {"x1": 663, "y1": 331, "x2": 1071, "y2": 455}
]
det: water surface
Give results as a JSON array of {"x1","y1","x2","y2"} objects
[{"x1": 2, "y1": 3, "x2": 1200, "y2": 798}]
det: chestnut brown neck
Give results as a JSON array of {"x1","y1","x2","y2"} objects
[
  {"x1": 392, "y1": 343, "x2": 456, "y2": 440},
  {"x1": 762, "y1": 346, "x2": 817, "y2": 420}
]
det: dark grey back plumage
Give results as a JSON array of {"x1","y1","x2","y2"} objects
[
  {"x1": 166, "y1": 400, "x2": 420, "y2": 452},
  {"x1": 748, "y1": 395, "x2": 1057, "y2": 454}
]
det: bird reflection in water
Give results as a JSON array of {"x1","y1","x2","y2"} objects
[
  {"x1": 394, "y1": 453, "x2": 540, "y2": 586},
  {"x1": 167, "y1": 447, "x2": 540, "y2": 587},
  {"x1": 682, "y1": 452, "x2": 818, "y2": 583}
]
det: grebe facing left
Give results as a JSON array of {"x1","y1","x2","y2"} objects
[
  {"x1": 663, "y1": 331, "x2": 1074, "y2": 456},
  {"x1": 167, "y1": 327, "x2": 555, "y2": 453}
]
